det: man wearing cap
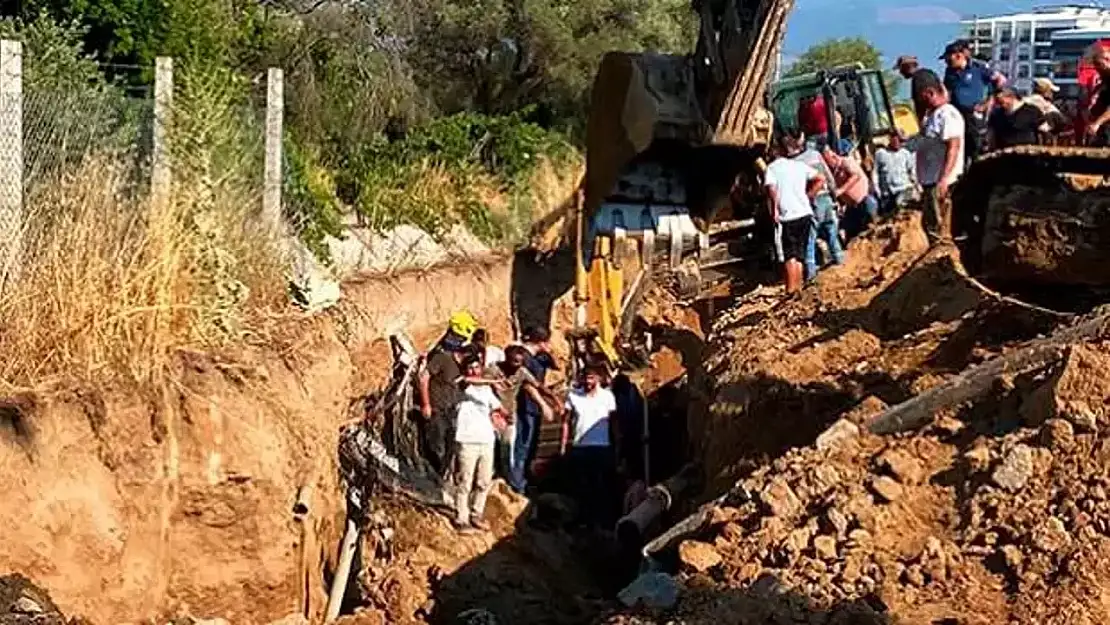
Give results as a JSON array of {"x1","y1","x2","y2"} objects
[
  {"x1": 895, "y1": 55, "x2": 942, "y2": 123},
  {"x1": 1026, "y1": 78, "x2": 1068, "y2": 138},
  {"x1": 942, "y1": 40, "x2": 1006, "y2": 161}
]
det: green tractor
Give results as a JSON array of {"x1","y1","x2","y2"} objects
[{"x1": 768, "y1": 64, "x2": 903, "y2": 165}]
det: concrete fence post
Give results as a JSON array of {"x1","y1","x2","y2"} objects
[
  {"x1": 152, "y1": 56, "x2": 173, "y2": 210},
  {"x1": 263, "y1": 67, "x2": 283, "y2": 233},
  {"x1": 0, "y1": 40, "x2": 23, "y2": 285}
]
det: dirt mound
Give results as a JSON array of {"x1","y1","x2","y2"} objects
[
  {"x1": 689, "y1": 213, "x2": 1066, "y2": 495},
  {"x1": 622, "y1": 212, "x2": 1110, "y2": 623}
]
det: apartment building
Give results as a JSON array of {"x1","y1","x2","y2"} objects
[{"x1": 959, "y1": 4, "x2": 1110, "y2": 94}]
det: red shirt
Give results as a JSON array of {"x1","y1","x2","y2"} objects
[
  {"x1": 798, "y1": 95, "x2": 828, "y2": 136},
  {"x1": 1077, "y1": 40, "x2": 1110, "y2": 136}
]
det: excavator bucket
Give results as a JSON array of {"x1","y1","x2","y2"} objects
[{"x1": 583, "y1": 52, "x2": 708, "y2": 221}]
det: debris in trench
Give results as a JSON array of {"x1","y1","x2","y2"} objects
[{"x1": 616, "y1": 213, "x2": 1110, "y2": 623}]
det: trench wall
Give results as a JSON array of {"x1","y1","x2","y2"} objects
[{"x1": 0, "y1": 256, "x2": 530, "y2": 624}]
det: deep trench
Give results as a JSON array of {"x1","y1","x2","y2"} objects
[{"x1": 327, "y1": 249, "x2": 707, "y2": 624}]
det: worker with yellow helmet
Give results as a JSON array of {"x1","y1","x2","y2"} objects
[{"x1": 418, "y1": 309, "x2": 480, "y2": 476}]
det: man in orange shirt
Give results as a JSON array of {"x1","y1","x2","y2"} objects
[{"x1": 822, "y1": 145, "x2": 876, "y2": 240}]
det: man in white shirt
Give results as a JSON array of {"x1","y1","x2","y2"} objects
[
  {"x1": 915, "y1": 83, "x2": 965, "y2": 244},
  {"x1": 564, "y1": 363, "x2": 619, "y2": 527},
  {"x1": 764, "y1": 140, "x2": 825, "y2": 294},
  {"x1": 453, "y1": 354, "x2": 501, "y2": 532}
]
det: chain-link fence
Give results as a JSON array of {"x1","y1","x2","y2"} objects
[
  {"x1": 24, "y1": 85, "x2": 154, "y2": 197},
  {"x1": 0, "y1": 41, "x2": 285, "y2": 293}
]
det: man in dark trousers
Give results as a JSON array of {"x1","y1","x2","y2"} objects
[
  {"x1": 942, "y1": 40, "x2": 1006, "y2": 162},
  {"x1": 508, "y1": 326, "x2": 559, "y2": 494},
  {"x1": 895, "y1": 55, "x2": 942, "y2": 123},
  {"x1": 418, "y1": 341, "x2": 468, "y2": 477}
]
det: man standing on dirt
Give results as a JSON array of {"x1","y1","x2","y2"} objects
[
  {"x1": 418, "y1": 340, "x2": 468, "y2": 477},
  {"x1": 822, "y1": 143, "x2": 876, "y2": 240},
  {"x1": 942, "y1": 40, "x2": 1006, "y2": 162},
  {"x1": 509, "y1": 326, "x2": 559, "y2": 494},
  {"x1": 784, "y1": 130, "x2": 843, "y2": 281},
  {"x1": 452, "y1": 352, "x2": 501, "y2": 532},
  {"x1": 916, "y1": 83, "x2": 965, "y2": 244},
  {"x1": 564, "y1": 363, "x2": 620, "y2": 528},
  {"x1": 765, "y1": 139, "x2": 825, "y2": 294},
  {"x1": 895, "y1": 55, "x2": 942, "y2": 123},
  {"x1": 486, "y1": 344, "x2": 556, "y2": 481}
]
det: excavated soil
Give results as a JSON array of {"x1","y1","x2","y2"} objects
[{"x1": 612, "y1": 211, "x2": 1110, "y2": 624}]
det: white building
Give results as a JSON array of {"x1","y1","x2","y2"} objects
[
  {"x1": 959, "y1": 4, "x2": 1110, "y2": 93},
  {"x1": 1050, "y1": 26, "x2": 1110, "y2": 96}
]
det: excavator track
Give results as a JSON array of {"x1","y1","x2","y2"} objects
[{"x1": 954, "y1": 146, "x2": 1110, "y2": 305}]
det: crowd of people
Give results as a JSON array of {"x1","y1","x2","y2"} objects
[
  {"x1": 415, "y1": 310, "x2": 636, "y2": 534},
  {"x1": 768, "y1": 37, "x2": 1110, "y2": 292}
]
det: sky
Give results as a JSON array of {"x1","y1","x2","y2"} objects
[{"x1": 782, "y1": 0, "x2": 1039, "y2": 94}]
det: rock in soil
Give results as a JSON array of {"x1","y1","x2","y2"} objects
[
  {"x1": 678, "y1": 540, "x2": 723, "y2": 573},
  {"x1": 992, "y1": 444, "x2": 1035, "y2": 492},
  {"x1": 869, "y1": 476, "x2": 904, "y2": 503}
]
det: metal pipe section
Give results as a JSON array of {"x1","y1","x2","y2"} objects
[{"x1": 615, "y1": 463, "x2": 702, "y2": 549}]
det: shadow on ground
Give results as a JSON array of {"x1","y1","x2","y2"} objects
[{"x1": 424, "y1": 498, "x2": 628, "y2": 625}]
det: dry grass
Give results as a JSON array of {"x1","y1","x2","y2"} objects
[
  {"x1": 526, "y1": 154, "x2": 584, "y2": 251},
  {"x1": 0, "y1": 152, "x2": 287, "y2": 390}
]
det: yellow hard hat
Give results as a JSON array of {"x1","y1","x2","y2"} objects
[{"x1": 448, "y1": 310, "x2": 478, "y2": 340}]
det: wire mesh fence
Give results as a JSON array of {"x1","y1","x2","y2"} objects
[
  {"x1": 0, "y1": 40, "x2": 286, "y2": 305},
  {"x1": 23, "y1": 86, "x2": 154, "y2": 198}
]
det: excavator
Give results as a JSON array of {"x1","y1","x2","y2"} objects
[
  {"x1": 572, "y1": 0, "x2": 794, "y2": 369},
  {"x1": 572, "y1": 0, "x2": 908, "y2": 367},
  {"x1": 565, "y1": 0, "x2": 1110, "y2": 551}
]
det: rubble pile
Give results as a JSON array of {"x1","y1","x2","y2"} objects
[{"x1": 623, "y1": 213, "x2": 1110, "y2": 624}]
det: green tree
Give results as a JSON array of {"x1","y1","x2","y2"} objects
[
  {"x1": 785, "y1": 36, "x2": 899, "y2": 100},
  {"x1": 785, "y1": 36, "x2": 883, "y2": 77}
]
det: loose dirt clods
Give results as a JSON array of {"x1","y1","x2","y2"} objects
[{"x1": 617, "y1": 212, "x2": 1110, "y2": 624}]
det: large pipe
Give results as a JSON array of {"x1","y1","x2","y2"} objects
[
  {"x1": 324, "y1": 518, "x2": 360, "y2": 622},
  {"x1": 616, "y1": 463, "x2": 702, "y2": 548}
]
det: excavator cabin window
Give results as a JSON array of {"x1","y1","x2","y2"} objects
[{"x1": 768, "y1": 69, "x2": 896, "y2": 153}]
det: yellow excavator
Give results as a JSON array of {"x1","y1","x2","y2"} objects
[{"x1": 571, "y1": 0, "x2": 794, "y2": 370}]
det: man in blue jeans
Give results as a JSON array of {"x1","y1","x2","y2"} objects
[
  {"x1": 509, "y1": 326, "x2": 558, "y2": 494},
  {"x1": 786, "y1": 131, "x2": 844, "y2": 280}
]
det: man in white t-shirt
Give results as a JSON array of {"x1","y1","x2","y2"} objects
[
  {"x1": 452, "y1": 354, "x2": 501, "y2": 532},
  {"x1": 764, "y1": 140, "x2": 825, "y2": 294},
  {"x1": 916, "y1": 83, "x2": 965, "y2": 244},
  {"x1": 564, "y1": 363, "x2": 619, "y2": 527}
]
